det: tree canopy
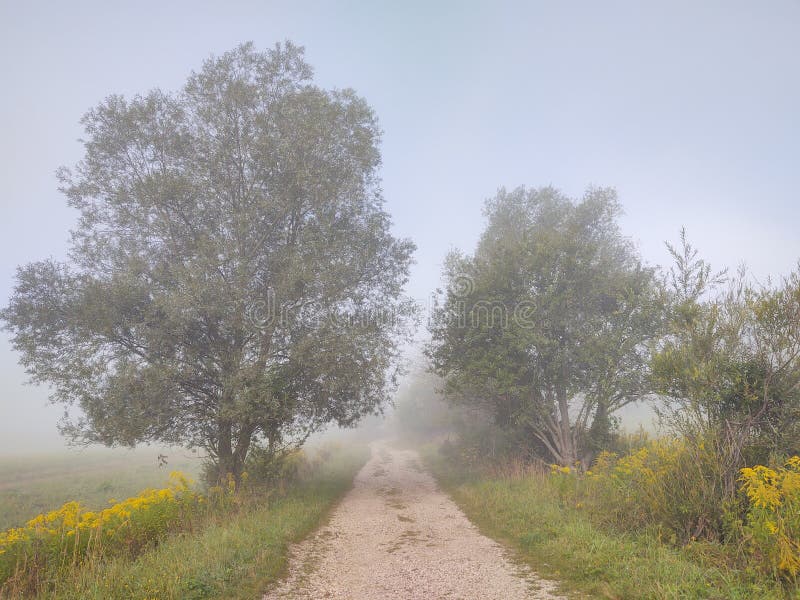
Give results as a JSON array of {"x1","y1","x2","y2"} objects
[
  {"x1": 427, "y1": 186, "x2": 663, "y2": 465},
  {"x1": 1, "y1": 42, "x2": 415, "y2": 481}
]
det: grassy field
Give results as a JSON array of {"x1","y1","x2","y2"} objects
[
  {"x1": 0, "y1": 449, "x2": 202, "y2": 530},
  {"x1": 43, "y1": 443, "x2": 368, "y2": 599},
  {"x1": 423, "y1": 448, "x2": 787, "y2": 600}
]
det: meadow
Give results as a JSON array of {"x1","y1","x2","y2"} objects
[
  {"x1": 0, "y1": 449, "x2": 201, "y2": 531},
  {"x1": 0, "y1": 443, "x2": 369, "y2": 599}
]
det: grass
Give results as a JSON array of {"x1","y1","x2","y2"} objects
[
  {"x1": 423, "y1": 448, "x2": 789, "y2": 600},
  {"x1": 0, "y1": 449, "x2": 201, "y2": 530},
  {"x1": 30, "y1": 443, "x2": 369, "y2": 600}
]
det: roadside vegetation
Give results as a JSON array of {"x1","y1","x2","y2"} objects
[
  {"x1": 0, "y1": 443, "x2": 368, "y2": 599},
  {"x1": 424, "y1": 443, "x2": 785, "y2": 599},
  {"x1": 0, "y1": 450, "x2": 200, "y2": 531},
  {"x1": 406, "y1": 186, "x2": 800, "y2": 597}
]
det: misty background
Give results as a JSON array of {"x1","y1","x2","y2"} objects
[{"x1": 1, "y1": 0, "x2": 798, "y2": 453}]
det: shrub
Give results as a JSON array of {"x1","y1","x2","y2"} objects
[
  {"x1": 581, "y1": 438, "x2": 728, "y2": 543},
  {"x1": 244, "y1": 447, "x2": 313, "y2": 493},
  {"x1": 739, "y1": 457, "x2": 800, "y2": 580}
]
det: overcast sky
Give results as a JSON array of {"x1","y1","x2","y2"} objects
[{"x1": 1, "y1": 0, "x2": 798, "y2": 452}]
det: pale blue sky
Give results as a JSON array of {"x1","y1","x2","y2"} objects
[{"x1": 1, "y1": 1, "x2": 798, "y2": 451}]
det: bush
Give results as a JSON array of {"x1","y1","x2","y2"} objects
[
  {"x1": 739, "y1": 457, "x2": 800, "y2": 580},
  {"x1": 576, "y1": 438, "x2": 730, "y2": 543},
  {"x1": 244, "y1": 446, "x2": 319, "y2": 494}
]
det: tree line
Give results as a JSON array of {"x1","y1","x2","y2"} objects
[
  {"x1": 426, "y1": 186, "x2": 800, "y2": 490},
  {"x1": 2, "y1": 42, "x2": 798, "y2": 492}
]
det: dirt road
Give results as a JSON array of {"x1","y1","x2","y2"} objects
[{"x1": 264, "y1": 442, "x2": 562, "y2": 599}]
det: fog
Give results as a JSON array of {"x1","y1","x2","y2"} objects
[{"x1": 1, "y1": 0, "x2": 798, "y2": 453}]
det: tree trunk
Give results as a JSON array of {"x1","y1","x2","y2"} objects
[
  {"x1": 581, "y1": 399, "x2": 610, "y2": 466},
  {"x1": 590, "y1": 400, "x2": 610, "y2": 445},
  {"x1": 556, "y1": 383, "x2": 576, "y2": 465},
  {"x1": 216, "y1": 421, "x2": 255, "y2": 487},
  {"x1": 216, "y1": 421, "x2": 235, "y2": 484}
]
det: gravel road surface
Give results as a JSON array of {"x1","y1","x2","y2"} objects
[{"x1": 264, "y1": 442, "x2": 562, "y2": 599}]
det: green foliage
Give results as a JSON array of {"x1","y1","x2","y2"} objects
[
  {"x1": 584, "y1": 438, "x2": 730, "y2": 543},
  {"x1": 241, "y1": 447, "x2": 312, "y2": 492},
  {"x1": 437, "y1": 415, "x2": 548, "y2": 468},
  {"x1": 1, "y1": 42, "x2": 414, "y2": 481},
  {"x1": 428, "y1": 186, "x2": 663, "y2": 465},
  {"x1": 653, "y1": 234, "x2": 800, "y2": 496},
  {"x1": 425, "y1": 446, "x2": 784, "y2": 599},
  {"x1": 577, "y1": 445, "x2": 800, "y2": 585}
]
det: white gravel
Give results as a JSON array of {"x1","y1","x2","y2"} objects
[{"x1": 264, "y1": 441, "x2": 563, "y2": 599}]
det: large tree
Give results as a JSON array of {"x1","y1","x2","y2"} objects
[
  {"x1": 1, "y1": 42, "x2": 415, "y2": 482},
  {"x1": 428, "y1": 186, "x2": 662, "y2": 465}
]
